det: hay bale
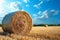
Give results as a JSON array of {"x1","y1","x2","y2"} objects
[
  {"x1": 45, "y1": 25, "x2": 48, "y2": 27},
  {"x1": 2, "y1": 11, "x2": 32, "y2": 34}
]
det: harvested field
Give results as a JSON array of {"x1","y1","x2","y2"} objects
[{"x1": 0, "y1": 26, "x2": 60, "y2": 40}]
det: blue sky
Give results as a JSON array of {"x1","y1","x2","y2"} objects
[{"x1": 0, "y1": 0, "x2": 60, "y2": 24}]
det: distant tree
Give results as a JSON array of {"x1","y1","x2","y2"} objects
[{"x1": 0, "y1": 24, "x2": 2, "y2": 26}]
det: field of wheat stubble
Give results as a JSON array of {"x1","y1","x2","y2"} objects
[{"x1": 0, "y1": 26, "x2": 60, "y2": 40}]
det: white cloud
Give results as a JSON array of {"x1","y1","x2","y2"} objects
[
  {"x1": 33, "y1": 1, "x2": 43, "y2": 9},
  {"x1": 32, "y1": 9, "x2": 59, "y2": 24},
  {"x1": 26, "y1": 4, "x2": 29, "y2": 7},
  {"x1": 38, "y1": 10, "x2": 48, "y2": 18},
  {"x1": 0, "y1": 0, "x2": 5, "y2": 12},
  {"x1": 0, "y1": 10, "x2": 3, "y2": 15},
  {"x1": 0, "y1": 0, "x2": 5, "y2": 4},
  {"x1": 40, "y1": 10, "x2": 59, "y2": 18},
  {"x1": 16, "y1": 1, "x2": 21, "y2": 4},
  {"x1": 33, "y1": 14, "x2": 37, "y2": 17},
  {"x1": 0, "y1": 0, "x2": 7, "y2": 17},
  {"x1": 38, "y1": 11, "x2": 41, "y2": 15},
  {"x1": 23, "y1": 0, "x2": 29, "y2": 3},
  {"x1": 33, "y1": 0, "x2": 50, "y2": 9},
  {"x1": 33, "y1": 5, "x2": 39, "y2": 9},
  {"x1": 0, "y1": 10, "x2": 4, "y2": 15},
  {"x1": 9, "y1": 2, "x2": 17, "y2": 9},
  {"x1": 41, "y1": 10, "x2": 48, "y2": 18},
  {"x1": 50, "y1": 10, "x2": 55, "y2": 12},
  {"x1": 38, "y1": 1, "x2": 43, "y2": 6},
  {"x1": 50, "y1": 10, "x2": 59, "y2": 15},
  {"x1": 9, "y1": 1, "x2": 22, "y2": 12},
  {"x1": 33, "y1": 9, "x2": 59, "y2": 20},
  {"x1": 33, "y1": 10, "x2": 48, "y2": 19},
  {"x1": 0, "y1": 1, "x2": 22, "y2": 17}
]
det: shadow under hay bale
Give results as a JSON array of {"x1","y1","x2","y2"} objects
[
  {"x1": 0, "y1": 32, "x2": 9, "y2": 36},
  {"x1": 2, "y1": 11, "x2": 32, "y2": 35}
]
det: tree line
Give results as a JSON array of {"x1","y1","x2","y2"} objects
[{"x1": 33, "y1": 24, "x2": 60, "y2": 26}]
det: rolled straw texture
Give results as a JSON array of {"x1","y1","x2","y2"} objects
[{"x1": 2, "y1": 11, "x2": 32, "y2": 34}]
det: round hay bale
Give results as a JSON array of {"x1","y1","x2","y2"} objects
[
  {"x1": 45, "y1": 25, "x2": 48, "y2": 27},
  {"x1": 2, "y1": 11, "x2": 32, "y2": 34}
]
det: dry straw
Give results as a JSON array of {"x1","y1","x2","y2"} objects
[{"x1": 2, "y1": 11, "x2": 32, "y2": 34}]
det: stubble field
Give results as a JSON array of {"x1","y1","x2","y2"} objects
[{"x1": 0, "y1": 26, "x2": 60, "y2": 40}]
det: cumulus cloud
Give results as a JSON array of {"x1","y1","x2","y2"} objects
[
  {"x1": 0, "y1": 0, "x2": 7, "y2": 17},
  {"x1": 0, "y1": 1, "x2": 22, "y2": 17},
  {"x1": 0, "y1": 10, "x2": 4, "y2": 15},
  {"x1": 9, "y1": 1, "x2": 22, "y2": 12},
  {"x1": 0, "y1": 0, "x2": 5, "y2": 14},
  {"x1": 9, "y1": 2, "x2": 18, "y2": 10},
  {"x1": 33, "y1": 1, "x2": 43, "y2": 9},
  {"x1": 0, "y1": 10, "x2": 8, "y2": 17}
]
